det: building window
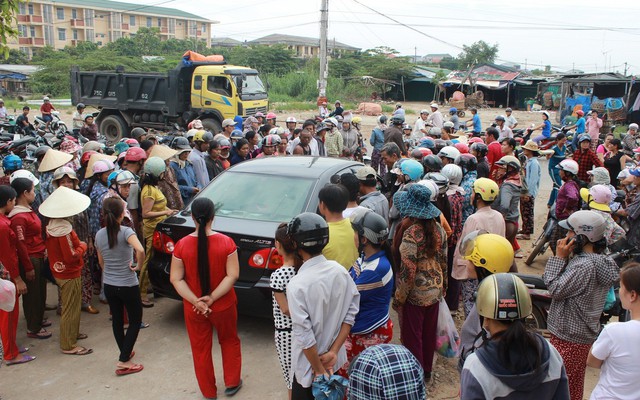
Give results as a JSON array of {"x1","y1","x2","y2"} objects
[
  {"x1": 188, "y1": 21, "x2": 196, "y2": 37},
  {"x1": 130, "y1": 15, "x2": 135, "y2": 26},
  {"x1": 111, "y1": 12, "x2": 121, "y2": 30},
  {"x1": 84, "y1": 10, "x2": 94, "y2": 27},
  {"x1": 146, "y1": 17, "x2": 152, "y2": 27},
  {"x1": 44, "y1": 26, "x2": 54, "y2": 46},
  {"x1": 157, "y1": 18, "x2": 162, "y2": 27},
  {"x1": 18, "y1": 3, "x2": 26, "y2": 14},
  {"x1": 43, "y1": 5, "x2": 53, "y2": 23},
  {"x1": 168, "y1": 18, "x2": 175, "y2": 34},
  {"x1": 86, "y1": 29, "x2": 95, "y2": 43},
  {"x1": 72, "y1": 9, "x2": 77, "y2": 19},
  {"x1": 30, "y1": 26, "x2": 36, "y2": 38},
  {"x1": 18, "y1": 25, "x2": 27, "y2": 37},
  {"x1": 58, "y1": 28, "x2": 66, "y2": 41},
  {"x1": 201, "y1": 24, "x2": 206, "y2": 33},
  {"x1": 73, "y1": 29, "x2": 78, "y2": 40},
  {"x1": 28, "y1": 4, "x2": 34, "y2": 15},
  {"x1": 56, "y1": 7, "x2": 64, "y2": 20}
]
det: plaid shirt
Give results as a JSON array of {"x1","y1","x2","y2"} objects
[
  {"x1": 347, "y1": 344, "x2": 425, "y2": 400},
  {"x1": 572, "y1": 148, "x2": 602, "y2": 182},
  {"x1": 543, "y1": 253, "x2": 619, "y2": 344},
  {"x1": 325, "y1": 130, "x2": 344, "y2": 157}
]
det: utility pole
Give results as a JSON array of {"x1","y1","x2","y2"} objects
[
  {"x1": 318, "y1": 0, "x2": 329, "y2": 98},
  {"x1": 414, "y1": 46, "x2": 417, "y2": 64},
  {"x1": 625, "y1": 62, "x2": 628, "y2": 75}
]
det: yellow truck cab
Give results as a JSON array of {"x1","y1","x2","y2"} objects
[{"x1": 70, "y1": 57, "x2": 269, "y2": 142}]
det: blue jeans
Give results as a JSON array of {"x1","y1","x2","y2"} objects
[
  {"x1": 41, "y1": 114, "x2": 53, "y2": 123},
  {"x1": 547, "y1": 166, "x2": 562, "y2": 206}
]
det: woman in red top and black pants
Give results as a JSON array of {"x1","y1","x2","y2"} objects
[
  {"x1": 41, "y1": 186, "x2": 91, "y2": 355},
  {"x1": 0, "y1": 185, "x2": 36, "y2": 365},
  {"x1": 170, "y1": 197, "x2": 243, "y2": 400},
  {"x1": 10, "y1": 177, "x2": 50, "y2": 339}
]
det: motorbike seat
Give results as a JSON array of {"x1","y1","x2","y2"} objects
[
  {"x1": 8, "y1": 136, "x2": 36, "y2": 148},
  {"x1": 514, "y1": 273, "x2": 547, "y2": 290}
]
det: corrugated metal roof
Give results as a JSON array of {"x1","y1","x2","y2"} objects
[
  {"x1": 249, "y1": 34, "x2": 359, "y2": 51},
  {"x1": 47, "y1": 0, "x2": 215, "y2": 23},
  {"x1": 0, "y1": 64, "x2": 41, "y2": 75}
]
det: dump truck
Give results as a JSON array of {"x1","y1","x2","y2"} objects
[{"x1": 70, "y1": 54, "x2": 268, "y2": 142}]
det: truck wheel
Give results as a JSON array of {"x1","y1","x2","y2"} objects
[
  {"x1": 201, "y1": 118, "x2": 222, "y2": 134},
  {"x1": 101, "y1": 115, "x2": 128, "y2": 144}
]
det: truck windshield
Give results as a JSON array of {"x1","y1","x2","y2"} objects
[{"x1": 236, "y1": 74, "x2": 267, "y2": 100}]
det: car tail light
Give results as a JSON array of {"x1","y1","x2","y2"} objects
[
  {"x1": 248, "y1": 247, "x2": 284, "y2": 270},
  {"x1": 153, "y1": 231, "x2": 175, "y2": 254}
]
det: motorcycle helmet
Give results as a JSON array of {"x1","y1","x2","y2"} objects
[
  {"x1": 422, "y1": 154, "x2": 443, "y2": 173},
  {"x1": 454, "y1": 142, "x2": 469, "y2": 154},
  {"x1": 461, "y1": 231, "x2": 514, "y2": 274},
  {"x1": 262, "y1": 134, "x2": 282, "y2": 147},
  {"x1": 9, "y1": 169, "x2": 39, "y2": 185},
  {"x1": 269, "y1": 127, "x2": 286, "y2": 136},
  {"x1": 352, "y1": 116, "x2": 362, "y2": 125},
  {"x1": 428, "y1": 127, "x2": 442, "y2": 138},
  {"x1": 230, "y1": 129, "x2": 244, "y2": 140},
  {"x1": 130, "y1": 127, "x2": 146, "y2": 141},
  {"x1": 287, "y1": 212, "x2": 329, "y2": 253},
  {"x1": 3, "y1": 154, "x2": 23, "y2": 172},
  {"x1": 441, "y1": 164, "x2": 463, "y2": 186},
  {"x1": 472, "y1": 178, "x2": 500, "y2": 202},
  {"x1": 418, "y1": 137, "x2": 435, "y2": 150},
  {"x1": 476, "y1": 273, "x2": 532, "y2": 321},
  {"x1": 124, "y1": 138, "x2": 140, "y2": 147},
  {"x1": 470, "y1": 142, "x2": 488, "y2": 157},
  {"x1": 402, "y1": 124, "x2": 412, "y2": 131},
  {"x1": 424, "y1": 172, "x2": 449, "y2": 194},
  {"x1": 556, "y1": 159, "x2": 579, "y2": 176},
  {"x1": 542, "y1": 111, "x2": 550, "y2": 119},
  {"x1": 495, "y1": 155, "x2": 521, "y2": 172},
  {"x1": 377, "y1": 115, "x2": 388, "y2": 125},
  {"x1": 410, "y1": 148, "x2": 426, "y2": 160},
  {"x1": 558, "y1": 210, "x2": 606, "y2": 243},
  {"x1": 124, "y1": 146, "x2": 148, "y2": 162},
  {"x1": 143, "y1": 156, "x2": 166, "y2": 178},
  {"x1": 286, "y1": 116, "x2": 297, "y2": 123},
  {"x1": 437, "y1": 146, "x2": 461, "y2": 161},
  {"x1": 52, "y1": 166, "x2": 78, "y2": 188},
  {"x1": 495, "y1": 115, "x2": 506, "y2": 122},
  {"x1": 349, "y1": 208, "x2": 389, "y2": 245},
  {"x1": 578, "y1": 134, "x2": 592, "y2": 143},
  {"x1": 449, "y1": 107, "x2": 457, "y2": 115},
  {"x1": 390, "y1": 116, "x2": 405, "y2": 125},
  {"x1": 580, "y1": 185, "x2": 612, "y2": 212},
  {"x1": 266, "y1": 112, "x2": 277, "y2": 120},
  {"x1": 76, "y1": 103, "x2": 85, "y2": 110},
  {"x1": 193, "y1": 130, "x2": 214, "y2": 143},
  {"x1": 400, "y1": 159, "x2": 424, "y2": 182},
  {"x1": 108, "y1": 170, "x2": 136, "y2": 187},
  {"x1": 455, "y1": 153, "x2": 478, "y2": 174},
  {"x1": 417, "y1": 179, "x2": 439, "y2": 201},
  {"x1": 172, "y1": 136, "x2": 191, "y2": 150},
  {"x1": 92, "y1": 159, "x2": 115, "y2": 175},
  {"x1": 216, "y1": 138, "x2": 231, "y2": 149},
  {"x1": 434, "y1": 139, "x2": 447, "y2": 153},
  {"x1": 324, "y1": 117, "x2": 339, "y2": 128},
  {"x1": 35, "y1": 145, "x2": 51, "y2": 159}
]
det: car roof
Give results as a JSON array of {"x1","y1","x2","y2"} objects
[{"x1": 226, "y1": 156, "x2": 362, "y2": 179}]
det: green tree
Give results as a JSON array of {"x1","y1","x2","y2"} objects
[
  {"x1": 456, "y1": 40, "x2": 499, "y2": 68},
  {"x1": 5, "y1": 48, "x2": 28, "y2": 64},
  {"x1": 227, "y1": 44, "x2": 297, "y2": 75},
  {"x1": 0, "y1": 0, "x2": 20, "y2": 58}
]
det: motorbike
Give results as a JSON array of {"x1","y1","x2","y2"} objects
[
  {"x1": 33, "y1": 111, "x2": 67, "y2": 136},
  {"x1": 524, "y1": 206, "x2": 558, "y2": 266}
]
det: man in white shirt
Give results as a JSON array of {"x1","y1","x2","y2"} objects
[
  {"x1": 495, "y1": 115, "x2": 513, "y2": 141},
  {"x1": 426, "y1": 103, "x2": 444, "y2": 128},
  {"x1": 505, "y1": 107, "x2": 518, "y2": 129},
  {"x1": 411, "y1": 109, "x2": 429, "y2": 140},
  {"x1": 286, "y1": 212, "x2": 360, "y2": 399}
]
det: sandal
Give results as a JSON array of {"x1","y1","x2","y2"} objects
[
  {"x1": 115, "y1": 363, "x2": 144, "y2": 376},
  {"x1": 141, "y1": 300, "x2": 154, "y2": 308},
  {"x1": 62, "y1": 347, "x2": 93, "y2": 356},
  {"x1": 27, "y1": 329, "x2": 52, "y2": 339},
  {"x1": 77, "y1": 333, "x2": 88, "y2": 340},
  {"x1": 41, "y1": 320, "x2": 52, "y2": 328},
  {"x1": 6, "y1": 354, "x2": 36, "y2": 365}
]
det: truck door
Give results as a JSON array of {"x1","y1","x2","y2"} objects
[
  {"x1": 191, "y1": 74, "x2": 204, "y2": 109},
  {"x1": 201, "y1": 74, "x2": 235, "y2": 119}
]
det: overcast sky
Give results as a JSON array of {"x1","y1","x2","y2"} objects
[{"x1": 139, "y1": 0, "x2": 640, "y2": 74}]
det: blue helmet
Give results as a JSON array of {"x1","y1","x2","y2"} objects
[
  {"x1": 449, "y1": 107, "x2": 458, "y2": 114},
  {"x1": 3, "y1": 154, "x2": 22, "y2": 171},
  {"x1": 230, "y1": 129, "x2": 244, "y2": 139},
  {"x1": 400, "y1": 159, "x2": 424, "y2": 182},
  {"x1": 418, "y1": 137, "x2": 435, "y2": 150}
]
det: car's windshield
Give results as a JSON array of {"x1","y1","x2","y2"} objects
[
  {"x1": 237, "y1": 74, "x2": 267, "y2": 96},
  {"x1": 196, "y1": 171, "x2": 314, "y2": 222}
]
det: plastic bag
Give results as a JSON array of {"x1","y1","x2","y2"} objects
[
  {"x1": 0, "y1": 278, "x2": 16, "y2": 312},
  {"x1": 435, "y1": 297, "x2": 460, "y2": 358},
  {"x1": 603, "y1": 286, "x2": 616, "y2": 311},
  {"x1": 311, "y1": 374, "x2": 348, "y2": 400}
]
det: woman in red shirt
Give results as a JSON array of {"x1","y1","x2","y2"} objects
[
  {"x1": 40, "y1": 186, "x2": 91, "y2": 355},
  {"x1": 170, "y1": 197, "x2": 242, "y2": 399},
  {"x1": 10, "y1": 176, "x2": 50, "y2": 339},
  {"x1": 0, "y1": 185, "x2": 36, "y2": 365}
]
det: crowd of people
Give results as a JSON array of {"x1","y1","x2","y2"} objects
[{"x1": 0, "y1": 103, "x2": 639, "y2": 400}]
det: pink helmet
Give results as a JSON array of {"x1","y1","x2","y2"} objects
[
  {"x1": 468, "y1": 137, "x2": 484, "y2": 144},
  {"x1": 125, "y1": 147, "x2": 148, "y2": 162},
  {"x1": 454, "y1": 142, "x2": 469, "y2": 154},
  {"x1": 266, "y1": 112, "x2": 277, "y2": 120},
  {"x1": 60, "y1": 139, "x2": 82, "y2": 154},
  {"x1": 125, "y1": 138, "x2": 140, "y2": 147},
  {"x1": 92, "y1": 159, "x2": 115, "y2": 175}
]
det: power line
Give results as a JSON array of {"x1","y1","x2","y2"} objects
[{"x1": 330, "y1": 20, "x2": 640, "y2": 32}]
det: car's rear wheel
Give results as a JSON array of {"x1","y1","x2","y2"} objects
[{"x1": 100, "y1": 115, "x2": 128, "y2": 144}]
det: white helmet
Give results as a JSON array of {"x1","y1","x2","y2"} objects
[
  {"x1": 441, "y1": 164, "x2": 463, "y2": 186},
  {"x1": 185, "y1": 128, "x2": 198, "y2": 140},
  {"x1": 559, "y1": 210, "x2": 606, "y2": 243},
  {"x1": 430, "y1": 103, "x2": 439, "y2": 109},
  {"x1": 437, "y1": 146, "x2": 461, "y2": 161},
  {"x1": 417, "y1": 179, "x2": 439, "y2": 201},
  {"x1": 286, "y1": 116, "x2": 297, "y2": 123},
  {"x1": 269, "y1": 127, "x2": 286, "y2": 136},
  {"x1": 557, "y1": 159, "x2": 579, "y2": 176},
  {"x1": 10, "y1": 169, "x2": 40, "y2": 185},
  {"x1": 542, "y1": 111, "x2": 550, "y2": 119},
  {"x1": 43, "y1": 96, "x2": 50, "y2": 101}
]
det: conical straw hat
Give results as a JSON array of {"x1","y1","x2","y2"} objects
[
  {"x1": 85, "y1": 153, "x2": 117, "y2": 179},
  {"x1": 38, "y1": 149, "x2": 73, "y2": 172},
  {"x1": 149, "y1": 145, "x2": 177, "y2": 161},
  {"x1": 39, "y1": 186, "x2": 90, "y2": 218}
]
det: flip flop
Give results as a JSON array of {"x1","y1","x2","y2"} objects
[
  {"x1": 140, "y1": 322, "x2": 150, "y2": 329},
  {"x1": 77, "y1": 333, "x2": 88, "y2": 340},
  {"x1": 19, "y1": 346, "x2": 29, "y2": 353},
  {"x1": 115, "y1": 363, "x2": 144, "y2": 376},
  {"x1": 26, "y1": 329, "x2": 52, "y2": 339},
  {"x1": 141, "y1": 300, "x2": 154, "y2": 308},
  {"x1": 62, "y1": 347, "x2": 93, "y2": 356},
  {"x1": 6, "y1": 355, "x2": 36, "y2": 365}
]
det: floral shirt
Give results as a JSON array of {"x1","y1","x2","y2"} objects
[
  {"x1": 394, "y1": 220, "x2": 447, "y2": 308},
  {"x1": 88, "y1": 182, "x2": 109, "y2": 237},
  {"x1": 460, "y1": 171, "x2": 477, "y2": 222},
  {"x1": 447, "y1": 191, "x2": 465, "y2": 249}
]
